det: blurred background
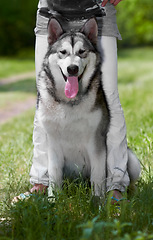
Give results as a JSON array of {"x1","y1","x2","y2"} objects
[
  {"x1": 0, "y1": 0, "x2": 153, "y2": 56},
  {"x1": 0, "y1": 0, "x2": 153, "y2": 124},
  {"x1": 0, "y1": 0, "x2": 153, "y2": 134},
  {"x1": 0, "y1": 0, "x2": 37, "y2": 56}
]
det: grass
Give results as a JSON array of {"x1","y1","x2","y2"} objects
[
  {"x1": 0, "y1": 47, "x2": 153, "y2": 239},
  {"x1": 0, "y1": 51, "x2": 36, "y2": 109},
  {"x1": 0, "y1": 50, "x2": 35, "y2": 79},
  {"x1": 118, "y1": 47, "x2": 153, "y2": 175}
]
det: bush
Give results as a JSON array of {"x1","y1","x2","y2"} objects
[
  {"x1": 0, "y1": 0, "x2": 37, "y2": 55},
  {"x1": 0, "y1": 0, "x2": 153, "y2": 55},
  {"x1": 117, "y1": 0, "x2": 153, "y2": 47}
]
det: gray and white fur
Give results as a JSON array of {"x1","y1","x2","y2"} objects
[{"x1": 36, "y1": 17, "x2": 141, "y2": 197}]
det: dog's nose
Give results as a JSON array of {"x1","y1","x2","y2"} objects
[{"x1": 67, "y1": 65, "x2": 79, "y2": 76}]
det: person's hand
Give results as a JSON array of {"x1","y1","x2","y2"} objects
[
  {"x1": 11, "y1": 184, "x2": 48, "y2": 204},
  {"x1": 102, "y1": 0, "x2": 122, "y2": 7},
  {"x1": 30, "y1": 184, "x2": 48, "y2": 194}
]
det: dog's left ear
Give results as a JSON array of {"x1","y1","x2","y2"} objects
[
  {"x1": 81, "y1": 18, "x2": 98, "y2": 44},
  {"x1": 48, "y1": 18, "x2": 63, "y2": 45}
]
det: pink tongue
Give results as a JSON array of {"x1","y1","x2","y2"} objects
[{"x1": 65, "y1": 76, "x2": 79, "y2": 99}]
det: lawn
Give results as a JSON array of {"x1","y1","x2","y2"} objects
[
  {"x1": 0, "y1": 51, "x2": 35, "y2": 79},
  {"x1": 0, "y1": 48, "x2": 153, "y2": 239},
  {"x1": 0, "y1": 51, "x2": 36, "y2": 110}
]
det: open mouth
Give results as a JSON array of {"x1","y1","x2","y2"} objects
[
  {"x1": 61, "y1": 69, "x2": 84, "y2": 99},
  {"x1": 61, "y1": 70, "x2": 83, "y2": 82}
]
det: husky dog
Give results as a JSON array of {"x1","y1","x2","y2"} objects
[{"x1": 36, "y1": 18, "x2": 140, "y2": 197}]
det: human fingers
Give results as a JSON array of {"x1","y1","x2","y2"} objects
[
  {"x1": 110, "y1": 0, "x2": 115, "y2": 4},
  {"x1": 102, "y1": 0, "x2": 109, "y2": 7},
  {"x1": 112, "y1": 0, "x2": 122, "y2": 6},
  {"x1": 30, "y1": 184, "x2": 47, "y2": 193}
]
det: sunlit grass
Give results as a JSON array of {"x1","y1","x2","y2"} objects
[
  {"x1": 118, "y1": 48, "x2": 153, "y2": 173},
  {"x1": 0, "y1": 52, "x2": 35, "y2": 79}
]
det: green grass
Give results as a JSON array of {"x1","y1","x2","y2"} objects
[
  {"x1": 0, "y1": 51, "x2": 35, "y2": 79},
  {"x1": 0, "y1": 52, "x2": 36, "y2": 109},
  {"x1": 118, "y1": 47, "x2": 153, "y2": 175},
  {"x1": 0, "y1": 48, "x2": 153, "y2": 239}
]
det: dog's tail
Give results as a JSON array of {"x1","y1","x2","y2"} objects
[{"x1": 127, "y1": 148, "x2": 141, "y2": 184}]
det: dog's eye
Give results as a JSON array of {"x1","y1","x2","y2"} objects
[
  {"x1": 60, "y1": 50, "x2": 67, "y2": 55},
  {"x1": 78, "y1": 49, "x2": 86, "y2": 55},
  {"x1": 78, "y1": 49, "x2": 87, "y2": 58}
]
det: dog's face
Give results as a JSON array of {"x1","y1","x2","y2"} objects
[
  {"x1": 46, "y1": 18, "x2": 99, "y2": 100},
  {"x1": 56, "y1": 35, "x2": 89, "y2": 80}
]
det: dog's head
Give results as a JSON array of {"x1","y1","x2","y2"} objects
[{"x1": 46, "y1": 17, "x2": 99, "y2": 100}]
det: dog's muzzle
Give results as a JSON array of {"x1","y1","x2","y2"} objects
[{"x1": 60, "y1": 64, "x2": 85, "y2": 99}]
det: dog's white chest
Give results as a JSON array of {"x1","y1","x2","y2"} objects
[
  {"x1": 40, "y1": 102, "x2": 102, "y2": 178},
  {"x1": 62, "y1": 109, "x2": 101, "y2": 143},
  {"x1": 44, "y1": 101, "x2": 102, "y2": 139}
]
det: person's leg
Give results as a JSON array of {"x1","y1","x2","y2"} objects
[
  {"x1": 98, "y1": 36, "x2": 130, "y2": 197},
  {"x1": 12, "y1": 12, "x2": 49, "y2": 202},
  {"x1": 29, "y1": 10, "x2": 50, "y2": 193},
  {"x1": 29, "y1": 33, "x2": 49, "y2": 192}
]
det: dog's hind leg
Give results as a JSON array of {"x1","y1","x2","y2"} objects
[
  {"x1": 47, "y1": 138, "x2": 64, "y2": 198},
  {"x1": 127, "y1": 148, "x2": 141, "y2": 191}
]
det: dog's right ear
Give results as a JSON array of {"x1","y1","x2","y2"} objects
[{"x1": 48, "y1": 18, "x2": 63, "y2": 45}]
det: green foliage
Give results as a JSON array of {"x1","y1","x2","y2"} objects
[
  {"x1": 78, "y1": 217, "x2": 153, "y2": 240},
  {"x1": 0, "y1": 0, "x2": 37, "y2": 55},
  {"x1": 0, "y1": 0, "x2": 153, "y2": 55},
  {"x1": 117, "y1": 0, "x2": 153, "y2": 47},
  {"x1": 1, "y1": 179, "x2": 153, "y2": 240}
]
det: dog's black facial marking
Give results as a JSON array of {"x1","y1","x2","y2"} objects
[
  {"x1": 70, "y1": 34, "x2": 75, "y2": 48},
  {"x1": 41, "y1": 58, "x2": 61, "y2": 103},
  {"x1": 77, "y1": 48, "x2": 88, "y2": 58},
  {"x1": 36, "y1": 89, "x2": 40, "y2": 109},
  {"x1": 58, "y1": 49, "x2": 69, "y2": 59},
  {"x1": 60, "y1": 69, "x2": 67, "y2": 82}
]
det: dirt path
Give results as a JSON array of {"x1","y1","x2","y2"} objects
[
  {"x1": 0, "y1": 97, "x2": 36, "y2": 124},
  {"x1": 0, "y1": 71, "x2": 35, "y2": 85},
  {"x1": 0, "y1": 72, "x2": 36, "y2": 124}
]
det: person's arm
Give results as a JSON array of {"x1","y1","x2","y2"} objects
[{"x1": 102, "y1": 0, "x2": 122, "y2": 7}]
